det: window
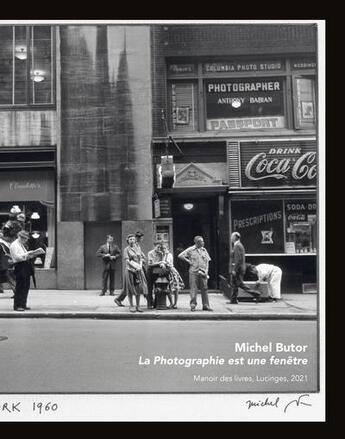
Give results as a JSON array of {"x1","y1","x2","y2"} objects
[
  {"x1": 168, "y1": 81, "x2": 198, "y2": 132},
  {"x1": 293, "y1": 76, "x2": 316, "y2": 129},
  {"x1": 205, "y1": 77, "x2": 286, "y2": 131},
  {"x1": 285, "y1": 199, "x2": 317, "y2": 253},
  {"x1": 231, "y1": 200, "x2": 285, "y2": 254},
  {"x1": 0, "y1": 169, "x2": 56, "y2": 268},
  {"x1": 231, "y1": 198, "x2": 317, "y2": 255},
  {"x1": 0, "y1": 25, "x2": 54, "y2": 106}
]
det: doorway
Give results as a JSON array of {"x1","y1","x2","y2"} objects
[
  {"x1": 172, "y1": 197, "x2": 219, "y2": 289},
  {"x1": 84, "y1": 222, "x2": 122, "y2": 290}
]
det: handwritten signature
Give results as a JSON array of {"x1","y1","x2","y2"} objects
[
  {"x1": 283, "y1": 394, "x2": 312, "y2": 413},
  {"x1": 245, "y1": 394, "x2": 311, "y2": 413}
]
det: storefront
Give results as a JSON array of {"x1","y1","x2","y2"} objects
[
  {"x1": 0, "y1": 168, "x2": 56, "y2": 267},
  {"x1": 228, "y1": 138, "x2": 317, "y2": 293},
  {"x1": 153, "y1": 53, "x2": 317, "y2": 292},
  {"x1": 152, "y1": 150, "x2": 229, "y2": 289}
]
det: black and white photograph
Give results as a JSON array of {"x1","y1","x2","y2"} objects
[{"x1": 0, "y1": 19, "x2": 325, "y2": 422}]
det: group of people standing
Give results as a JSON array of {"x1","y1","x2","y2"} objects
[
  {"x1": 97, "y1": 232, "x2": 213, "y2": 313},
  {"x1": 96, "y1": 230, "x2": 282, "y2": 313},
  {"x1": 1, "y1": 210, "x2": 282, "y2": 313}
]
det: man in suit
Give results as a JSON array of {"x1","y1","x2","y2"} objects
[
  {"x1": 228, "y1": 232, "x2": 260, "y2": 304},
  {"x1": 96, "y1": 235, "x2": 121, "y2": 296}
]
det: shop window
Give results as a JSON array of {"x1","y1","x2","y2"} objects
[
  {"x1": 0, "y1": 169, "x2": 56, "y2": 268},
  {"x1": 0, "y1": 25, "x2": 54, "y2": 106},
  {"x1": 231, "y1": 199, "x2": 317, "y2": 255},
  {"x1": 231, "y1": 200, "x2": 285, "y2": 254},
  {"x1": 293, "y1": 76, "x2": 316, "y2": 129},
  {"x1": 0, "y1": 201, "x2": 56, "y2": 268},
  {"x1": 205, "y1": 77, "x2": 286, "y2": 131},
  {"x1": 285, "y1": 200, "x2": 317, "y2": 253},
  {"x1": 169, "y1": 81, "x2": 198, "y2": 132}
]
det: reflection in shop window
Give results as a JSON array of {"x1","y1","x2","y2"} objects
[{"x1": 0, "y1": 201, "x2": 56, "y2": 268}]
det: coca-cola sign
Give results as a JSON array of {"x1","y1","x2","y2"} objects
[{"x1": 240, "y1": 141, "x2": 317, "y2": 188}]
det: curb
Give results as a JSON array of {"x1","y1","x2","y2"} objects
[{"x1": 0, "y1": 312, "x2": 317, "y2": 321}]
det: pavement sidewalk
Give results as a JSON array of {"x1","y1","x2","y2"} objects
[{"x1": 0, "y1": 289, "x2": 317, "y2": 320}]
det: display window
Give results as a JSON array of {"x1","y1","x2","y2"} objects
[
  {"x1": 284, "y1": 199, "x2": 317, "y2": 253},
  {"x1": 231, "y1": 200, "x2": 285, "y2": 254},
  {"x1": 205, "y1": 77, "x2": 286, "y2": 131},
  {"x1": 231, "y1": 198, "x2": 317, "y2": 255},
  {"x1": 0, "y1": 169, "x2": 56, "y2": 268}
]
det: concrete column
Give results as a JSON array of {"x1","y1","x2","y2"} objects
[{"x1": 57, "y1": 221, "x2": 84, "y2": 289}]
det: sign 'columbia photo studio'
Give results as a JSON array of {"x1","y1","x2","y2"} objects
[
  {"x1": 239, "y1": 140, "x2": 317, "y2": 188},
  {"x1": 206, "y1": 78, "x2": 285, "y2": 131}
]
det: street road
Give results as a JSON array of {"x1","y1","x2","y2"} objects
[{"x1": 0, "y1": 319, "x2": 317, "y2": 393}]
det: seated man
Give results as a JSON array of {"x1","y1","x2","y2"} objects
[
  {"x1": 147, "y1": 241, "x2": 184, "y2": 309},
  {"x1": 147, "y1": 241, "x2": 166, "y2": 309},
  {"x1": 159, "y1": 242, "x2": 184, "y2": 309}
]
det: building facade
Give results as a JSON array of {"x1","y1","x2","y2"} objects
[
  {"x1": 0, "y1": 23, "x2": 318, "y2": 293},
  {"x1": 150, "y1": 24, "x2": 317, "y2": 292},
  {"x1": 0, "y1": 24, "x2": 153, "y2": 289}
]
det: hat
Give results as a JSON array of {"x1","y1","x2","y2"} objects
[
  {"x1": 135, "y1": 230, "x2": 144, "y2": 238},
  {"x1": 18, "y1": 230, "x2": 29, "y2": 239},
  {"x1": 17, "y1": 213, "x2": 25, "y2": 221}
]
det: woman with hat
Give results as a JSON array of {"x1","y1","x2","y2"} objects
[{"x1": 122, "y1": 234, "x2": 148, "y2": 313}]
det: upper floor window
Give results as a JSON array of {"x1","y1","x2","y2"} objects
[
  {"x1": 168, "y1": 81, "x2": 198, "y2": 132},
  {"x1": 0, "y1": 25, "x2": 54, "y2": 106},
  {"x1": 293, "y1": 76, "x2": 316, "y2": 129},
  {"x1": 166, "y1": 57, "x2": 317, "y2": 133}
]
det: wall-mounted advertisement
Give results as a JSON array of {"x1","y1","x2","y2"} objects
[
  {"x1": 206, "y1": 78, "x2": 285, "y2": 131},
  {"x1": 231, "y1": 200, "x2": 285, "y2": 253},
  {"x1": 239, "y1": 140, "x2": 317, "y2": 188}
]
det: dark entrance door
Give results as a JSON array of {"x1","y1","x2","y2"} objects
[
  {"x1": 172, "y1": 197, "x2": 218, "y2": 289},
  {"x1": 84, "y1": 222, "x2": 122, "y2": 290}
]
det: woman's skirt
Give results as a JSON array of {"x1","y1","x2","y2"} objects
[{"x1": 124, "y1": 269, "x2": 148, "y2": 297}]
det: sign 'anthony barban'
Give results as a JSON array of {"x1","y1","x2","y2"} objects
[{"x1": 239, "y1": 142, "x2": 317, "y2": 187}]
